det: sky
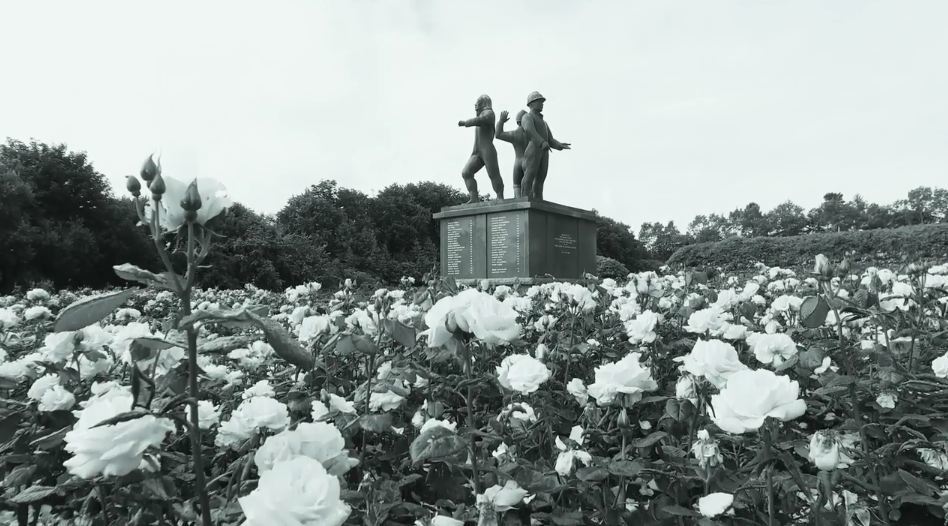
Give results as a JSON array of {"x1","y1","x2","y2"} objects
[{"x1": 2, "y1": 1, "x2": 947, "y2": 231}]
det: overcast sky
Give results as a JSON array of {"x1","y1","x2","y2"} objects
[{"x1": 3, "y1": 1, "x2": 947, "y2": 231}]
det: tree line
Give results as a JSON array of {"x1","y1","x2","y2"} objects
[
  {"x1": 0, "y1": 139, "x2": 647, "y2": 292},
  {"x1": 639, "y1": 189, "x2": 948, "y2": 260}
]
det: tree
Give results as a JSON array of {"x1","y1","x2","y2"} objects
[
  {"x1": 594, "y1": 213, "x2": 648, "y2": 271},
  {"x1": 728, "y1": 203, "x2": 768, "y2": 238},
  {"x1": 764, "y1": 201, "x2": 808, "y2": 237},
  {"x1": 638, "y1": 221, "x2": 689, "y2": 261},
  {"x1": 0, "y1": 139, "x2": 155, "y2": 291}
]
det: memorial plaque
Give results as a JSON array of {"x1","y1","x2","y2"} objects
[
  {"x1": 445, "y1": 217, "x2": 474, "y2": 277},
  {"x1": 434, "y1": 198, "x2": 597, "y2": 284},
  {"x1": 488, "y1": 213, "x2": 525, "y2": 277}
]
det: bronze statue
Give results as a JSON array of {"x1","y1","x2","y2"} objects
[
  {"x1": 457, "y1": 95, "x2": 504, "y2": 203},
  {"x1": 495, "y1": 110, "x2": 529, "y2": 198},
  {"x1": 520, "y1": 91, "x2": 570, "y2": 200}
]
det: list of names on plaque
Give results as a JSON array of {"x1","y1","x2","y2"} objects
[
  {"x1": 445, "y1": 218, "x2": 473, "y2": 276},
  {"x1": 489, "y1": 214, "x2": 522, "y2": 275},
  {"x1": 553, "y1": 232, "x2": 578, "y2": 254}
]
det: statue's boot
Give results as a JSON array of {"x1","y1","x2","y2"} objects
[
  {"x1": 463, "y1": 178, "x2": 480, "y2": 204},
  {"x1": 513, "y1": 185, "x2": 522, "y2": 198}
]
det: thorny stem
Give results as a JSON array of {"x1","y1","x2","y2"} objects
[
  {"x1": 849, "y1": 383, "x2": 890, "y2": 525},
  {"x1": 465, "y1": 348, "x2": 481, "y2": 495},
  {"x1": 183, "y1": 221, "x2": 212, "y2": 526}
]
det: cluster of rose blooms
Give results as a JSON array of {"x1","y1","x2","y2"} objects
[{"x1": 2, "y1": 257, "x2": 948, "y2": 525}]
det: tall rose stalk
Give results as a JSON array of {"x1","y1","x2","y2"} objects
[{"x1": 127, "y1": 155, "x2": 232, "y2": 526}]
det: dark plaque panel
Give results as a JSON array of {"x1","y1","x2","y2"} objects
[
  {"x1": 488, "y1": 212, "x2": 525, "y2": 278},
  {"x1": 549, "y1": 215, "x2": 579, "y2": 278},
  {"x1": 444, "y1": 217, "x2": 475, "y2": 278}
]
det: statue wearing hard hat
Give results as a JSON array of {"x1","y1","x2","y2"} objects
[
  {"x1": 457, "y1": 94, "x2": 505, "y2": 203},
  {"x1": 520, "y1": 91, "x2": 571, "y2": 200}
]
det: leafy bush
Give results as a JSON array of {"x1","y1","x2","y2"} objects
[
  {"x1": 596, "y1": 255, "x2": 630, "y2": 280},
  {"x1": 667, "y1": 223, "x2": 948, "y2": 270}
]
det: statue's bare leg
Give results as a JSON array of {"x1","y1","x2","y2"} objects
[
  {"x1": 521, "y1": 154, "x2": 539, "y2": 199},
  {"x1": 512, "y1": 162, "x2": 524, "y2": 198},
  {"x1": 461, "y1": 154, "x2": 484, "y2": 203},
  {"x1": 535, "y1": 152, "x2": 550, "y2": 200},
  {"x1": 482, "y1": 146, "x2": 504, "y2": 199}
]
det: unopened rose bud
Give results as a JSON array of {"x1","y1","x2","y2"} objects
[
  {"x1": 617, "y1": 408, "x2": 630, "y2": 428},
  {"x1": 180, "y1": 179, "x2": 203, "y2": 216},
  {"x1": 814, "y1": 254, "x2": 832, "y2": 279},
  {"x1": 836, "y1": 257, "x2": 851, "y2": 277},
  {"x1": 140, "y1": 154, "x2": 160, "y2": 183},
  {"x1": 125, "y1": 175, "x2": 142, "y2": 197},
  {"x1": 149, "y1": 173, "x2": 166, "y2": 200}
]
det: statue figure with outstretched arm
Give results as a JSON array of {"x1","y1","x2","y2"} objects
[
  {"x1": 520, "y1": 91, "x2": 570, "y2": 200},
  {"x1": 457, "y1": 94, "x2": 504, "y2": 203},
  {"x1": 495, "y1": 109, "x2": 529, "y2": 198}
]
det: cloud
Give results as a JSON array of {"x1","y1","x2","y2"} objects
[{"x1": 2, "y1": 0, "x2": 947, "y2": 233}]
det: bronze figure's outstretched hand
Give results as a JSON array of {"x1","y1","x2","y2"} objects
[
  {"x1": 555, "y1": 142, "x2": 571, "y2": 150},
  {"x1": 498, "y1": 110, "x2": 509, "y2": 123},
  {"x1": 457, "y1": 120, "x2": 465, "y2": 127}
]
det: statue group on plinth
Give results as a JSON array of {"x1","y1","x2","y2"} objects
[{"x1": 457, "y1": 91, "x2": 570, "y2": 203}]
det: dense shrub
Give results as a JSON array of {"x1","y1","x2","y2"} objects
[
  {"x1": 595, "y1": 255, "x2": 630, "y2": 279},
  {"x1": 667, "y1": 223, "x2": 948, "y2": 269}
]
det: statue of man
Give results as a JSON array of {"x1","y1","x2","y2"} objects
[
  {"x1": 457, "y1": 94, "x2": 504, "y2": 203},
  {"x1": 495, "y1": 109, "x2": 529, "y2": 198},
  {"x1": 520, "y1": 91, "x2": 570, "y2": 200}
]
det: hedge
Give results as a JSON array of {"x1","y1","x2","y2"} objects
[{"x1": 666, "y1": 223, "x2": 948, "y2": 270}]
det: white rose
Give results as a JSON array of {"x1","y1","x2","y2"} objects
[
  {"x1": 710, "y1": 369, "x2": 806, "y2": 434},
  {"x1": 496, "y1": 354, "x2": 550, "y2": 394},
  {"x1": 370, "y1": 390, "x2": 406, "y2": 412},
  {"x1": 216, "y1": 397, "x2": 289, "y2": 447},
  {"x1": 238, "y1": 457, "x2": 350, "y2": 526},
  {"x1": 430, "y1": 516, "x2": 464, "y2": 526},
  {"x1": 697, "y1": 492, "x2": 733, "y2": 518},
  {"x1": 328, "y1": 394, "x2": 357, "y2": 414},
  {"x1": 188, "y1": 400, "x2": 220, "y2": 430},
  {"x1": 875, "y1": 392, "x2": 897, "y2": 409},
  {"x1": 38, "y1": 384, "x2": 76, "y2": 412},
  {"x1": 26, "y1": 288, "x2": 50, "y2": 302},
  {"x1": 312, "y1": 400, "x2": 330, "y2": 421},
  {"x1": 673, "y1": 339, "x2": 748, "y2": 389},
  {"x1": 24, "y1": 306, "x2": 52, "y2": 321},
  {"x1": 808, "y1": 431, "x2": 852, "y2": 471},
  {"x1": 28, "y1": 373, "x2": 61, "y2": 401},
  {"x1": 64, "y1": 392, "x2": 174, "y2": 478},
  {"x1": 566, "y1": 378, "x2": 588, "y2": 406},
  {"x1": 625, "y1": 310, "x2": 659, "y2": 345},
  {"x1": 587, "y1": 352, "x2": 658, "y2": 406},
  {"x1": 0, "y1": 307, "x2": 21, "y2": 329},
  {"x1": 299, "y1": 315, "x2": 331, "y2": 342},
  {"x1": 254, "y1": 422, "x2": 355, "y2": 476},
  {"x1": 476, "y1": 480, "x2": 529, "y2": 512},
  {"x1": 144, "y1": 176, "x2": 233, "y2": 231},
  {"x1": 419, "y1": 419, "x2": 457, "y2": 435},
  {"x1": 424, "y1": 289, "x2": 521, "y2": 347},
  {"x1": 684, "y1": 307, "x2": 728, "y2": 334},
  {"x1": 747, "y1": 332, "x2": 798, "y2": 367},
  {"x1": 932, "y1": 351, "x2": 948, "y2": 378},
  {"x1": 242, "y1": 380, "x2": 275, "y2": 399}
]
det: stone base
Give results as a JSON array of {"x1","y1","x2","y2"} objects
[{"x1": 433, "y1": 198, "x2": 597, "y2": 283}]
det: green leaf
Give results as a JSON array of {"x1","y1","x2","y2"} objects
[
  {"x1": 409, "y1": 426, "x2": 466, "y2": 464},
  {"x1": 91, "y1": 410, "x2": 149, "y2": 429},
  {"x1": 29, "y1": 426, "x2": 70, "y2": 450},
  {"x1": 197, "y1": 335, "x2": 252, "y2": 355},
  {"x1": 10, "y1": 485, "x2": 57, "y2": 504},
  {"x1": 0, "y1": 412, "x2": 22, "y2": 442},
  {"x1": 336, "y1": 334, "x2": 378, "y2": 356},
  {"x1": 2, "y1": 465, "x2": 36, "y2": 488},
  {"x1": 661, "y1": 504, "x2": 699, "y2": 517},
  {"x1": 250, "y1": 314, "x2": 316, "y2": 370},
  {"x1": 631, "y1": 431, "x2": 668, "y2": 448},
  {"x1": 113, "y1": 263, "x2": 168, "y2": 288},
  {"x1": 575, "y1": 466, "x2": 609, "y2": 482},
  {"x1": 359, "y1": 414, "x2": 393, "y2": 434},
  {"x1": 607, "y1": 459, "x2": 643, "y2": 477},
  {"x1": 800, "y1": 296, "x2": 830, "y2": 328},
  {"x1": 382, "y1": 319, "x2": 417, "y2": 349},
  {"x1": 54, "y1": 288, "x2": 139, "y2": 332},
  {"x1": 130, "y1": 337, "x2": 180, "y2": 362}
]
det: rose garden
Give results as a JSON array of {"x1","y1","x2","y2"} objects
[{"x1": 0, "y1": 155, "x2": 946, "y2": 526}]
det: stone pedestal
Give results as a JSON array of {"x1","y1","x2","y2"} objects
[{"x1": 433, "y1": 198, "x2": 597, "y2": 285}]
